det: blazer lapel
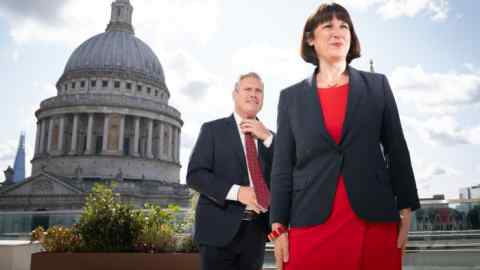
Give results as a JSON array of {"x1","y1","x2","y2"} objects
[
  {"x1": 304, "y1": 68, "x2": 339, "y2": 149},
  {"x1": 225, "y1": 115, "x2": 248, "y2": 178},
  {"x1": 339, "y1": 66, "x2": 365, "y2": 145}
]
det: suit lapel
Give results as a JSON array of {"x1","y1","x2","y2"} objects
[
  {"x1": 225, "y1": 115, "x2": 248, "y2": 178},
  {"x1": 339, "y1": 66, "x2": 365, "y2": 145},
  {"x1": 304, "y1": 68, "x2": 339, "y2": 148}
]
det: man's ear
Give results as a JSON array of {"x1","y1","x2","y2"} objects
[{"x1": 232, "y1": 89, "x2": 237, "y2": 100}]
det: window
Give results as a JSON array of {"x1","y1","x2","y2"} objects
[
  {"x1": 155, "y1": 90, "x2": 158, "y2": 96},
  {"x1": 114, "y1": 81, "x2": 120, "y2": 88},
  {"x1": 64, "y1": 84, "x2": 67, "y2": 91},
  {"x1": 102, "y1": 80, "x2": 108, "y2": 88},
  {"x1": 147, "y1": 87, "x2": 151, "y2": 94},
  {"x1": 91, "y1": 80, "x2": 97, "y2": 87},
  {"x1": 80, "y1": 81, "x2": 85, "y2": 88},
  {"x1": 126, "y1": 82, "x2": 132, "y2": 90},
  {"x1": 71, "y1": 82, "x2": 76, "y2": 89},
  {"x1": 161, "y1": 92, "x2": 164, "y2": 99},
  {"x1": 95, "y1": 136, "x2": 103, "y2": 154},
  {"x1": 137, "y1": 85, "x2": 142, "y2": 92}
]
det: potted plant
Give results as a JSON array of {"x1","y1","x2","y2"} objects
[{"x1": 31, "y1": 183, "x2": 199, "y2": 270}]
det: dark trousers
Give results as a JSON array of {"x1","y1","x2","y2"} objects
[{"x1": 199, "y1": 220, "x2": 266, "y2": 270}]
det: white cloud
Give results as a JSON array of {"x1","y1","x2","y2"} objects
[
  {"x1": 11, "y1": 48, "x2": 20, "y2": 63},
  {"x1": 231, "y1": 43, "x2": 310, "y2": 89},
  {"x1": 390, "y1": 65, "x2": 480, "y2": 114},
  {"x1": 411, "y1": 159, "x2": 460, "y2": 198},
  {"x1": 0, "y1": 140, "x2": 16, "y2": 162},
  {"x1": 403, "y1": 115, "x2": 480, "y2": 146},
  {"x1": 0, "y1": 140, "x2": 17, "y2": 182},
  {"x1": 0, "y1": 0, "x2": 221, "y2": 49},
  {"x1": 338, "y1": 0, "x2": 449, "y2": 21},
  {"x1": 388, "y1": 65, "x2": 480, "y2": 147},
  {"x1": 181, "y1": 81, "x2": 210, "y2": 101}
]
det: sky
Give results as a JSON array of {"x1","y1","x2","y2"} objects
[{"x1": 0, "y1": 0, "x2": 478, "y2": 199}]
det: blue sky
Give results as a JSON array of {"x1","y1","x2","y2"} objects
[{"x1": 0, "y1": 0, "x2": 478, "y2": 199}]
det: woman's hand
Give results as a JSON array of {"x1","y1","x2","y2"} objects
[
  {"x1": 272, "y1": 223, "x2": 289, "y2": 270},
  {"x1": 397, "y1": 208, "x2": 412, "y2": 255}
]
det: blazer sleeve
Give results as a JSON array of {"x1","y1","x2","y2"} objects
[
  {"x1": 270, "y1": 90, "x2": 296, "y2": 226},
  {"x1": 186, "y1": 123, "x2": 232, "y2": 206},
  {"x1": 380, "y1": 75, "x2": 421, "y2": 211}
]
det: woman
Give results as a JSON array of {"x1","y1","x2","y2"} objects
[{"x1": 269, "y1": 3, "x2": 420, "y2": 270}]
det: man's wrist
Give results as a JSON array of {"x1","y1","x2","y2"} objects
[{"x1": 263, "y1": 132, "x2": 273, "y2": 147}]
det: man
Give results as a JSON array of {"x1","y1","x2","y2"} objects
[{"x1": 187, "y1": 72, "x2": 274, "y2": 270}]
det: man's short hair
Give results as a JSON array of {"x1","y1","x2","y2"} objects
[{"x1": 234, "y1": 72, "x2": 264, "y2": 91}]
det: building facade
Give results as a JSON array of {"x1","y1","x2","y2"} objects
[{"x1": 0, "y1": 0, "x2": 190, "y2": 235}]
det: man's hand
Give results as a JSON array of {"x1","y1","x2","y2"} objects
[
  {"x1": 237, "y1": 186, "x2": 266, "y2": 213},
  {"x1": 272, "y1": 223, "x2": 289, "y2": 270},
  {"x1": 240, "y1": 119, "x2": 271, "y2": 141},
  {"x1": 397, "y1": 208, "x2": 412, "y2": 255}
]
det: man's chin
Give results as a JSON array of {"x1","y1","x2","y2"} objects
[{"x1": 245, "y1": 110, "x2": 260, "y2": 118}]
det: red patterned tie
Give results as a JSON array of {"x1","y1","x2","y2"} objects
[{"x1": 244, "y1": 133, "x2": 271, "y2": 209}]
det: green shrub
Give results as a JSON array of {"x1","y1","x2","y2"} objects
[
  {"x1": 31, "y1": 225, "x2": 81, "y2": 252},
  {"x1": 135, "y1": 204, "x2": 184, "y2": 253},
  {"x1": 76, "y1": 183, "x2": 143, "y2": 252},
  {"x1": 31, "y1": 183, "x2": 198, "y2": 253}
]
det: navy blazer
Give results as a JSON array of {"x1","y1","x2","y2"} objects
[
  {"x1": 270, "y1": 66, "x2": 420, "y2": 228},
  {"x1": 187, "y1": 115, "x2": 274, "y2": 246}
]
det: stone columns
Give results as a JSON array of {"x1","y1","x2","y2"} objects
[
  {"x1": 34, "y1": 121, "x2": 41, "y2": 156},
  {"x1": 85, "y1": 113, "x2": 94, "y2": 154},
  {"x1": 69, "y1": 114, "x2": 79, "y2": 155},
  {"x1": 157, "y1": 121, "x2": 164, "y2": 159},
  {"x1": 118, "y1": 114, "x2": 125, "y2": 153},
  {"x1": 175, "y1": 127, "x2": 181, "y2": 162},
  {"x1": 39, "y1": 119, "x2": 46, "y2": 154},
  {"x1": 102, "y1": 114, "x2": 110, "y2": 153},
  {"x1": 46, "y1": 118, "x2": 54, "y2": 153},
  {"x1": 146, "y1": 118, "x2": 154, "y2": 158},
  {"x1": 132, "y1": 116, "x2": 140, "y2": 157},
  {"x1": 166, "y1": 124, "x2": 172, "y2": 161},
  {"x1": 58, "y1": 116, "x2": 65, "y2": 154}
]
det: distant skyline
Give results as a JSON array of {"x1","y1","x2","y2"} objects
[{"x1": 0, "y1": 0, "x2": 478, "y2": 199}]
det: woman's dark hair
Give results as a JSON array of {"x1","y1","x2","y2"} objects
[{"x1": 300, "y1": 3, "x2": 361, "y2": 65}]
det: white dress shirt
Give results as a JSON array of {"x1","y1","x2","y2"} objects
[{"x1": 226, "y1": 112, "x2": 273, "y2": 202}]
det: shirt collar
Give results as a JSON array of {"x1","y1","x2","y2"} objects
[{"x1": 233, "y1": 111, "x2": 243, "y2": 127}]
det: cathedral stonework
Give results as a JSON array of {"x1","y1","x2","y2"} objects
[{"x1": 0, "y1": 0, "x2": 190, "y2": 221}]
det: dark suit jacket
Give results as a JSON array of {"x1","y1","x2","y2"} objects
[
  {"x1": 187, "y1": 115, "x2": 274, "y2": 247},
  {"x1": 270, "y1": 66, "x2": 420, "y2": 228}
]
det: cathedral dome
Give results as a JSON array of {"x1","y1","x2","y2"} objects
[
  {"x1": 63, "y1": 31, "x2": 165, "y2": 84},
  {"x1": 59, "y1": 0, "x2": 165, "y2": 86}
]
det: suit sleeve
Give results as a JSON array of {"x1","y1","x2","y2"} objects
[
  {"x1": 186, "y1": 123, "x2": 232, "y2": 206},
  {"x1": 380, "y1": 75, "x2": 421, "y2": 211},
  {"x1": 270, "y1": 91, "x2": 295, "y2": 226}
]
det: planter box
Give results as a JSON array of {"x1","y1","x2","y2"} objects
[{"x1": 31, "y1": 252, "x2": 201, "y2": 270}]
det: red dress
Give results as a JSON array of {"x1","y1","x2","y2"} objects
[{"x1": 284, "y1": 84, "x2": 401, "y2": 270}]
